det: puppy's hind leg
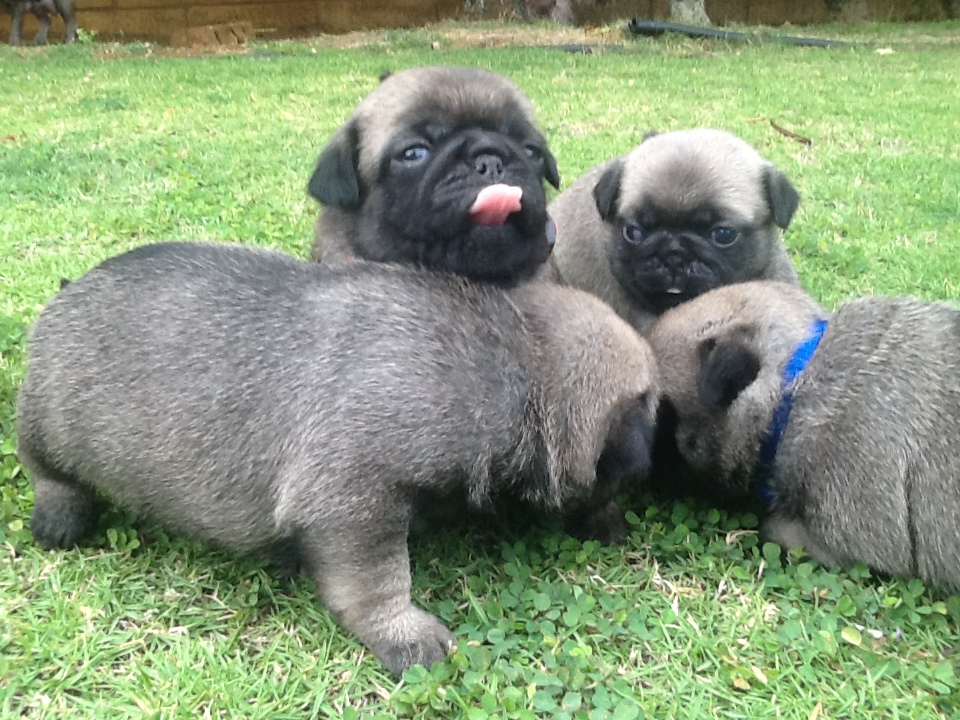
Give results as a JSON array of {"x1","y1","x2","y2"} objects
[
  {"x1": 761, "y1": 514, "x2": 840, "y2": 569},
  {"x1": 32, "y1": 12, "x2": 52, "y2": 45},
  {"x1": 22, "y1": 447, "x2": 100, "y2": 548},
  {"x1": 298, "y1": 512, "x2": 455, "y2": 675}
]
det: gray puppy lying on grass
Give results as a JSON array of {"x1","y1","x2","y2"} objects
[
  {"x1": 17, "y1": 242, "x2": 659, "y2": 674},
  {"x1": 649, "y1": 280, "x2": 960, "y2": 593}
]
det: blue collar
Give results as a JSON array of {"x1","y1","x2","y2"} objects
[{"x1": 753, "y1": 318, "x2": 829, "y2": 505}]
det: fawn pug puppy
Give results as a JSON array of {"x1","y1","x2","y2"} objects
[
  {"x1": 308, "y1": 66, "x2": 561, "y2": 284},
  {"x1": 18, "y1": 242, "x2": 658, "y2": 674},
  {"x1": 648, "y1": 281, "x2": 960, "y2": 593},
  {"x1": 547, "y1": 129, "x2": 800, "y2": 333}
]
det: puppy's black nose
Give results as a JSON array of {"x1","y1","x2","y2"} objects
[
  {"x1": 658, "y1": 236, "x2": 694, "y2": 271},
  {"x1": 474, "y1": 153, "x2": 505, "y2": 181},
  {"x1": 664, "y1": 253, "x2": 688, "y2": 271}
]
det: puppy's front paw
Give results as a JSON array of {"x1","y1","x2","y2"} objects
[
  {"x1": 761, "y1": 514, "x2": 839, "y2": 568},
  {"x1": 367, "y1": 607, "x2": 455, "y2": 675},
  {"x1": 565, "y1": 500, "x2": 629, "y2": 546}
]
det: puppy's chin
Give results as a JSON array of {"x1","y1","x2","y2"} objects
[
  {"x1": 355, "y1": 208, "x2": 554, "y2": 284},
  {"x1": 452, "y1": 220, "x2": 555, "y2": 283},
  {"x1": 640, "y1": 287, "x2": 700, "y2": 314}
]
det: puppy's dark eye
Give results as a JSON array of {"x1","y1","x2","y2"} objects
[
  {"x1": 524, "y1": 145, "x2": 543, "y2": 163},
  {"x1": 401, "y1": 144, "x2": 430, "y2": 164},
  {"x1": 623, "y1": 223, "x2": 646, "y2": 245},
  {"x1": 711, "y1": 227, "x2": 738, "y2": 247}
]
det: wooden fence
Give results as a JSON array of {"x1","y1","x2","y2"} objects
[
  {"x1": 1, "y1": 0, "x2": 953, "y2": 45},
  {"x1": 1, "y1": 0, "x2": 462, "y2": 43}
]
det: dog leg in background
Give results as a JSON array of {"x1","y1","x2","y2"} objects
[
  {"x1": 11, "y1": 0, "x2": 79, "y2": 45},
  {"x1": 9, "y1": 2, "x2": 26, "y2": 45},
  {"x1": 31, "y1": 5, "x2": 52, "y2": 45},
  {"x1": 55, "y1": 0, "x2": 78, "y2": 43}
]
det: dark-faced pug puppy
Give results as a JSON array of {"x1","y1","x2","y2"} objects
[
  {"x1": 649, "y1": 281, "x2": 960, "y2": 593},
  {"x1": 307, "y1": 66, "x2": 561, "y2": 285},
  {"x1": 19, "y1": 242, "x2": 658, "y2": 675},
  {"x1": 547, "y1": 129, "x2": 800, "y2": 334},
  {"x1": 3, "y1": 0, "x2": 76, "y2": 45}
]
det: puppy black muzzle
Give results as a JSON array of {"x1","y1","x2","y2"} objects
[
  {"x1": 615, "y1": 231, "x2": 727, "y2": 313},
  {"x1": 391, "y1": 130, "x2": 551, "y2": 283}
]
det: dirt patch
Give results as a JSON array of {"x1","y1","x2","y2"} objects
[
  {"x1": 92, "y1": 20, "x2": 631, "y2": 59},
  {"x1": 87, "y1": 18, "x2": 960, "y2": 60},
  {"x1": 169, "y1": 22, "x2": 253, "y2": 49},
  {"x1": 308, "y1": 21, "x2": 629, "y2": 50}
]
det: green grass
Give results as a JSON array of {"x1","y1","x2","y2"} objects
[{"x1": 3, "y1": 19, "x2": 960, "y2": 719}]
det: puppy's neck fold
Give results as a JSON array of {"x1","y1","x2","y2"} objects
[{"x1": 753, "y1": 318, "x2": 829, "y2": 503}]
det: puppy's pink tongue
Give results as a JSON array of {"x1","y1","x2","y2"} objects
[{"x1": 469, "y1": 184, "x2": 523, "y2": 226}]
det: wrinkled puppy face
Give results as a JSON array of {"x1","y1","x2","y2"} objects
[
  {"x1": 651, "y1": 324, "x2": 765, "y2": 495},
  {"x1": 647, "y1": 282, "x2": 821, "y2": 499},
  {"x1": 308, "y1": 66, "x2": 561, "y2": 284},
  {"x1": 593, "y1": 129, "x2": 800, "y2": 315}
]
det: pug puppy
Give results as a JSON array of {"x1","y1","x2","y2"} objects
[
  {"x1": 18, "y1": 242, "x2": 658, "y2": 675},
  {"x1": 307, "y1": 66, "x2": 561, "y2": 285},
  {"x1": 3, "y1": 0, "x2": 77, "y2": 45},
  {"x1": 649, "y1": 281, "x2": 960, "y2": 593},
  {"x1": 547, "y1": 129, "x2": 800, "y2": 334}
]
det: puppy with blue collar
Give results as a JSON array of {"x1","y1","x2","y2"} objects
[{"x1": 648, "y1": 280, "x2": 960, "y2": 593}]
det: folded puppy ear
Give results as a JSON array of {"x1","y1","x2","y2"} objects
[
  {"x1": 307, "y1": 120, "x2": 362, "y2": 209},
  {"x1": 543, "y1": 147, "x2": 562, "y2": 190},
  {"x1": 763, "y1": 165, "x2": 800, "y2": 229},
  {"x1": 697, "y1": 338, "x2": 761, "y2": 410},
  {"x1": 593, "y1": 159, "x2": 625, "y2": 221}
]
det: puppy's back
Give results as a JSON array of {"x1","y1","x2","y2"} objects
[
  {"x1": 18, "y1": 243, "x2": 535, "y2": 547},
  {"x1": 785, "y1": 296, "x2": 960, "y2": 589}
]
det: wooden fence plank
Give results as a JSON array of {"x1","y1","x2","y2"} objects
[{"x1": 186, "y1": 2, "x2": 319, "y2": 34}]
